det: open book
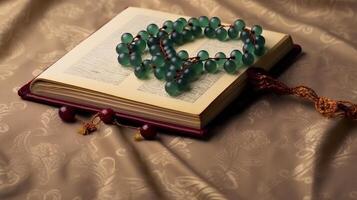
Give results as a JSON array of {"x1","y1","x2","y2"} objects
[{"x1": 24, "y1": 7, "x2": 295, "y2": 133}]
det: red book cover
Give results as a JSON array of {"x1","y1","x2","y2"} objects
[{"x1": 18, "y1": 45, "x2": 301, "y2": 138}]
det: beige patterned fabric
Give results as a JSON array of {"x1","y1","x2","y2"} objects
[{"x1": 1, "y1": 0, "x2": 357, "y2": 199}]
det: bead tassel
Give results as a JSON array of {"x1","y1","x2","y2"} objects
[{"x1": 247, "y1": 68, "x2": 357, "y2": 120}]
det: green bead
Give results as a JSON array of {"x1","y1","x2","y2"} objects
[
  {"x1": 192, "y1": 61, "x2": 204, "y2": 76},
  {"x1": 166, "y1": 51, "x2": 177, "y2": 59},
  {"x1": 163, "y1": 20, "x2": 174, "y2": 32},
  {"x1": 165, "y1": 81, "x2": 181, "y2": 96},
  {"x1": 117, "y1": 53, "x2": 130, "y2": 66},
  {"x1": 147, "y1": 23, "x2": 159, "y2": 36},
  {"x1": 215, "y1": 27, "x2": 227, "y2": 41},
  {"x1": 165, "y1": 47, "x2": 176, "y2": 58},
  {"x1": 134, "y1": 65, "x2": 148, "y2": 79},
  {"x1": 168, "y1": 63, "x2": 179, "y2": 72},
  {"x1": 182, "y1": 67, "x2": 195, "y2": 82},
  {"x1": 152, "y1": 55, "x2": 165, "y2": 67},
  {"x1": 240, "y1": 30, "x2": 250, "y2": 40},
  {"x1": 162, "y1": 38, "x2": 173, "y2": 47},
  {"x1": 182, "y1": 30, "x2": 193, "y2": 42},
  {"x1": 242, "y1": 52, "x2": 254, "y2": 65},
  {"x1": 129, "y1": 53, "x2": 142, "y2": 66},
  {"x1": 188, "y1": 17, "x2": 199, "y2": 26},
  {"x1": 178, "y1": 50, "x2": 189, "y2": 60},
  {"x1": 171, "y1": 31, "x2": 183, "y2": 45},
  {"x1": 228, "y1": 27, "x2": 238, "y2": 39},
  {"x1": 214, "y1": 52, "x2": 226, "y2": 67},
  {"x1": 197, "y1": 50, "x2": 209, "y2": 60},
  {"x1": 198, "y1": 16, "x2": 209, "y2": 27},
  {"x1": 204, "y1": 27, "x2": 215, "y2": 38},
  {"x1": 130, "y1": 43, "x2": 140, "y2": 53},
  {"x1": 243, "y1": 43, "x2": 254, "y2": 53},
  {"x1": 177, "y1": 17, "x2": 188, "y2": 26},
  {"x1": 149, "y1": 45, "x2": 161, "y2": 56},
  {"x1": 170, "y1": 56, "x2": 183, "y2": 67},
  {"x1": 121, "y1": 33, "x2": 133, "y2": 44},
  {"x1": 244, "y1": 37, "x2": 252, "y2": 44},
  {"x1": 255, "y1": 35, "x2": 265, "y2": 46},
  {"x1": 154, "y1": 67, "x2": 166, "y2": 80},
  {"x1": 230, "y1": 50, "x2": 242, "y2": 63},
  {"x1": 209, "y1": 17, "x2": 221, "y2": 29},
  {"x1": 192, "y1": 26, "x2": 202, "y2": 37},
  {"x1": 157, "y1": 31, "x2": 168, "y2": 39},
  {"x1": 173, "y1": 21, "x2": 184, "y2": 33},
  {"x1": 252, "y1": 25, "x2": 263, "y2": 35},
  {"x1": 223, "y1": 60, "x2": 237, "y2": 74},
  {"x1": 147, "y1": 37, "x2": 158, "y2": 46},
  {"x1": 165, "y1": 70, "x2": 176, "y2": 81},
  {"x1": 177, "y1": 77, "x2": 189, "y2": 91},
  {"x1": 135, "y1": 39, "x2": 146, "y2": 52},
  {"x1": 204, "y1": 60, "x2": 218, "y2": 73},
  {"x1": 234, "y1": 19, "x2": 245, "y2": 31},
  {"x1": 116, "y1": 43, "x2": 128, "y2": 54},
  {"x1": 254, "y1": 44, "x2": 265, "y2": 56},
  {"x1": 138, "y1": 30, "x2": 149, "y2": 41}
]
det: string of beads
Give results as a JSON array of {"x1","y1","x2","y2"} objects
[{"x1": 116, "y1": 16, "x2": 266, "y2": 96}]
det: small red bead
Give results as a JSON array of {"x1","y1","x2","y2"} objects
[
  {"x1": 58, "y1": 106, "x2": 76, "y2": 123},
  {"x1": 139, "y1": 124, "x2": 157, "y2": 140},
  {"x1": 99, "y1": 108, "x2": 115, "y2": 124}
]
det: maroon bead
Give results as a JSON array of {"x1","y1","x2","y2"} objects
[
  {"x1": 99, "y1": 108, "x2": 115, "y2": 124},
  {"x1": 139, "y1": 124, "x2": 157, "y2": 140},
  {"x1": 58, "y1": 106, "x2": 76, "y2": 123}
]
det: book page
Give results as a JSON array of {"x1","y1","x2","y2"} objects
[{"x1": 34, "y1": 7, "x2": 289, "y2": 115}]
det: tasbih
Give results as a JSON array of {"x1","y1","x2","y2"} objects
[
  {"x1": 115, "y1": 16, "x2": 265, "y2": 96},
  {"x1": 57, "y1": 17, "x2": 357, "y2": 140}
]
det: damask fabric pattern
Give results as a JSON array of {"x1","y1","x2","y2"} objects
[{"x1": 0, "y1": 0, "x2": 357, "y2": 199}]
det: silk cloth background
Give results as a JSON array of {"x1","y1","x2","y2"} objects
[{"x1": 1, "y1": 0, "x2": 357, "y2": 199}]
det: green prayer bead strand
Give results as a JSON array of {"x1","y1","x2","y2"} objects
[{"x1": 116, "y1": 16, "x2": 265, "y2": 97}]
